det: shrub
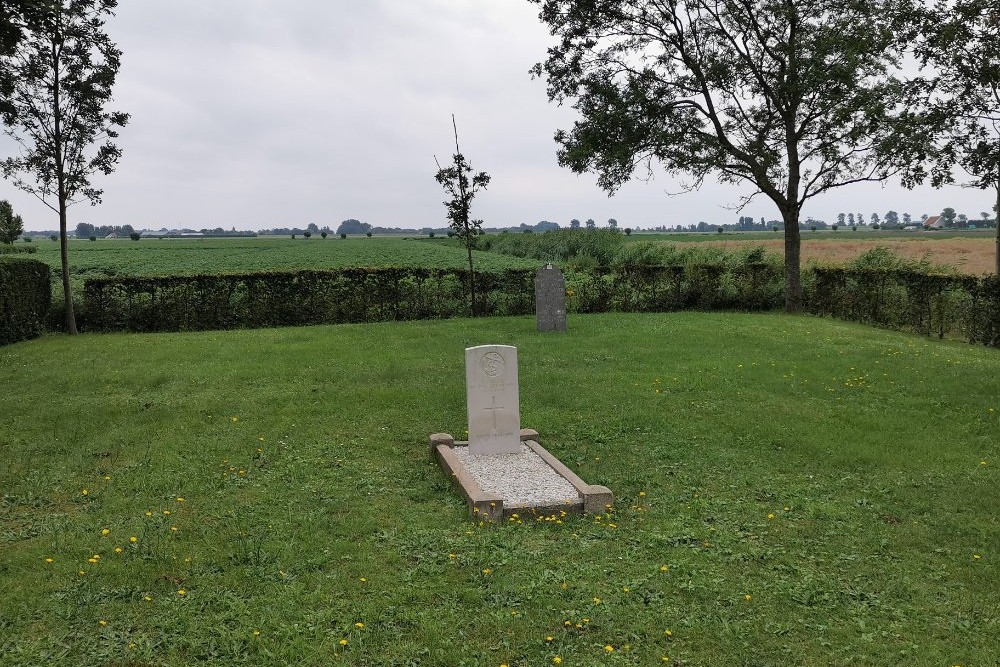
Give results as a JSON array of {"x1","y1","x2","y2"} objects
[
  {"x1": 0, "y1": 257, "x2": 51, "y2": 346},
  {"x1": 624, "y1": 228, "x2": 632, "y2": 236},
  {"x1": 429, "y1": 231, "x2": 435, "y2": 238},
  {"x1": 129, "y1": 232, "x2": 141, "y2": 241},
  {"x1": 340, "y1": 233, "x2": 347, "y2": 240},
  {"x1": 831, "y1": 225, "x2": 838, "y2": 231},
  {"x1": 321, "y1": 231, "x2": 327, "y2": 239},
  {"x1": 23, "y1": 236, "x2": 31, "y2": 242},
  {"x1": 366, "y1": 232, "x2": 372, "y2": 238},
  {"x1": 82, "y1": 268, "x2": 536, "y2": 333},
  {"x1": 303, "y1": 231, "x2": 312, "y2": 239},
  {"x1": 0, "y1": 245, "x2": 37, "y2": 255},
  {"x1": 89, "y1": 236, "x2": 96, "y2": 242},
  {"x1": 50, "y1": 234, "x2": 58, "y2": 241}
]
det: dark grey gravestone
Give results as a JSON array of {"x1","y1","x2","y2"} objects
[{"x1": 535, "y1": 264, "x2": 567, "y2": 332}]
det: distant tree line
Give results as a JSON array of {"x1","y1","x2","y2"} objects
[{"x1": 75, "y1": 222, "x2": 134, "y2": 238}]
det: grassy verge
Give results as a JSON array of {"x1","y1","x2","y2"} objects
[{"x1": 1, "y1": 313, "x2": 997, "y2": 666}]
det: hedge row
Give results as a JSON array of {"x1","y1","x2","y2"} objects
[
  {"x1": 567, "y1": 263, "x2": 784, "y2": 313},
  {"x1": 806, "y1": 267, "x2": 1000, "y2": 346},
  {"x1": 0, "y1": 257, "x2": 51, "y2": 346},
  {"x1": 82, "y1": 268, "x2": 535, "y2": 332},
  {"x1": 57, "y1": 262, "x2": 1000, "y2": 350},
  {"x1": 0, "y1": 245, "x2": 37, "y2": 254}
]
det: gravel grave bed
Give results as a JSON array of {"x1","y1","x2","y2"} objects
[{"x1": 451, "y1": 442, "x2": 580, "y2": 508}]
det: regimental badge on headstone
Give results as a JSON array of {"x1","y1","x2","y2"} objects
[{"x1": 465, "y1": 345, "x2": 521, "y2": 455}]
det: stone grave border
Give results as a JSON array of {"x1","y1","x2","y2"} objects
[{"x1": 430, "y1": 428, "x2": 613, "y2": 523}]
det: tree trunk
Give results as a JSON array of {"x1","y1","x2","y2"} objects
[
  {"x1": 995, "y1": 182, "x2": 999, "y2": 276},
  {"x1": 466, "y1": 237, "x2": 476, "y2": 317},
  {"x1": 59, "y1": 198, "x2": 77, "y2": 334},
  {"x1": 782, "y1": 209, "x2": 803, "y2": 313}
]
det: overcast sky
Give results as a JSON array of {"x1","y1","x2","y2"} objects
[{"x1": 5, "y1": 0, "x2": 995, "y2": 232}]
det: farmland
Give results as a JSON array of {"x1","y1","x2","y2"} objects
[
  {"x1": 632, "y1": 230, "x2": 998, "y2": 275},
  {"x1": 26, "y1": 236, "x2": 541, "y2": 288}
]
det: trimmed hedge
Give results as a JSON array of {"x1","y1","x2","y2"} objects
[
  {"x1": 567, "y1": 262, "x2": 784, "y2": 313},
  {"x1": 74, "y1": 261, "x2": 1000, "y2": 349},
  {"x1": 82, "y1": 268, "x2": 535, "y2": 332},
  {"x1": 805, "y1": 267, "x2": 1000, "y2": 347},
  {"x1": 1, "y1": 257, "x2": 52, "y2": 346},
  {"x1": 0, "y1": 245, "x2": 38, "y2": 254}
]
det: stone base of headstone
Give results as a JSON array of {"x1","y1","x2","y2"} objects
[{"x1": 430, "y1": 428, "x2": 614, "y2": 523}]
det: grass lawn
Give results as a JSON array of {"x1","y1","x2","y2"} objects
[{"x1": 1, "y1": 312, "x2": 997, "y2": 666}]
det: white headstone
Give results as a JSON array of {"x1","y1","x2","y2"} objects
[{"x1": 465, "y1": 345, "x2": 521, "y2": 455}]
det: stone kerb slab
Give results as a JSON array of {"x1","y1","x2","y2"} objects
[
  {"x1": 535, "y1": 264, "x2": 567, "y2": 332},
  {"x1": 465, "y1": 345, "x2": 521, "y2": 455},
  {"x1": 431, "y1": 429, "x2": 614, "y2": 522}
]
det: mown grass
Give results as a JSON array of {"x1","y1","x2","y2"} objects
[{"x1": 1, "y1": 312, "x2": 998, "y2": 666}]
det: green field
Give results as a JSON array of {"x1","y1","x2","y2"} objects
[
  {"x1": 2, "y1": 312, "x2": 997, "y2": 666},
  {"x1": 26, "y1": 236, "x2": 540, "y2": 285}
]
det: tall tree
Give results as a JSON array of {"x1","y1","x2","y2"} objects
[
  {"x1": 0, "y1": 0, "x2": 128, "y2": 334},
  {"x1": 530, "y1": 0, "x2": 924, "y2": 312},
  {"x1": 885, "y1": 210, "x2": 899, "y2": 227},
  {"x1": 0, "y1": 198, "x2": 23, "y2": 243},
  {"x1": 434, "y1": 115, "x2": 490, "y2": 316},
  {"x1": 940, "y1": 207, "x2": 957, "y2": 227}
]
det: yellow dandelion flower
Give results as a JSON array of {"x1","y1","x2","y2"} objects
[
  {"x1": 144, "y1": 595, "x2": 152, "y2": 602},
  {"x1": 659, "y1": 565, "x2": 669, "y2": 572},
  {"x1": 177, "y1": 589, "x2": 186, "y2": 596},
  {"x1": 592, "y1": 597, "x2": 601, "y2": 605},
  {"x1": 129, "y1": 536, "x2": 138, "y2": 543},
  {"x1": 664, "y1": 629, "x2": 673, "y2": 637},
  {"x1": 78, "y1": 570, "x2": 85, "y2": 576},
  {"x1": 482, "y1": 568, "x2": 492, "y2": 575},
  {"x1": 623, "y1": 586, "x2": 630, "y2": 593},
  {"x1": 354, "y1": 622, "x2": 364, "y2": 629},
  {"x1": 767, "y1": 513, "x2": 775, "y2": 520},
  {"x1": 973, "y1": 554, "x2": 982, "y2": 560},
  {"x1": 582, "y1": 617, "x2": 590, "y2": 623},
  {"x1": 604, "y1": 644, "x2": 614, "y2": 653},
  {"x1": 339, "y1": 639, "x2": 348, "y2": 646},
  {"x1": 81, "y1": 489, "x2": 89, "y2": 496},
  {"x1": 639, "y1": 491, "x2": 646, "y2": 497},
  {"x1": 98, "y1": 619, "x2": 107, "y2": 627},
  {"x1": 359, "y1": 577, "x2": 366, "y2": 582},
  {"x1": 114, "y1": 547, "x2": 123, "y2": 554},
  {"x1": 103, "y1": 475, "x2": 110, "y2": 481},
  {"x1": 176, "y1": 497, "x2": 185, "y2": 502},
  {"x1": 744, "y1": 594, "x2": 753, "y2": 601},
  {"x1": 564, "y1": 620, "x2": 572, "y2": 627},
  {"x1": 171, "y1": 526, "x2": 178, "y2": 532},
  {"x1": 253, "y1": 630, "x2": 260, "y2": 637},
  {"x1": 87, "y1": 558, "x2": 98, "y2": 564},
  {"x1": 662, "y1": 657, "x2": 670, "y2": 663},
  {"x1": 163, "y1": 510, "x2": 171, "y2": 516},
  {"x1": 145, "y1": 511, "x2": 152, "y2": 517},
  {"x1": 45, "y1": 557, "x2": 54, "y2": 563},
  {"x1": 449, "y1": 553, "x2": 457, "y2": 559},
  {"x1": 553, "y1": 657, "x2": 562, "y2": 665},
  {"x1": 231, "y1": 416, "x2": 238, "y2": 422},
  {"x1": 101, "y1": 528, "x2": 110, "y2": 536},
  {"x1": 545, "y1": 636, "x2": 554, "y2": 642}
]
